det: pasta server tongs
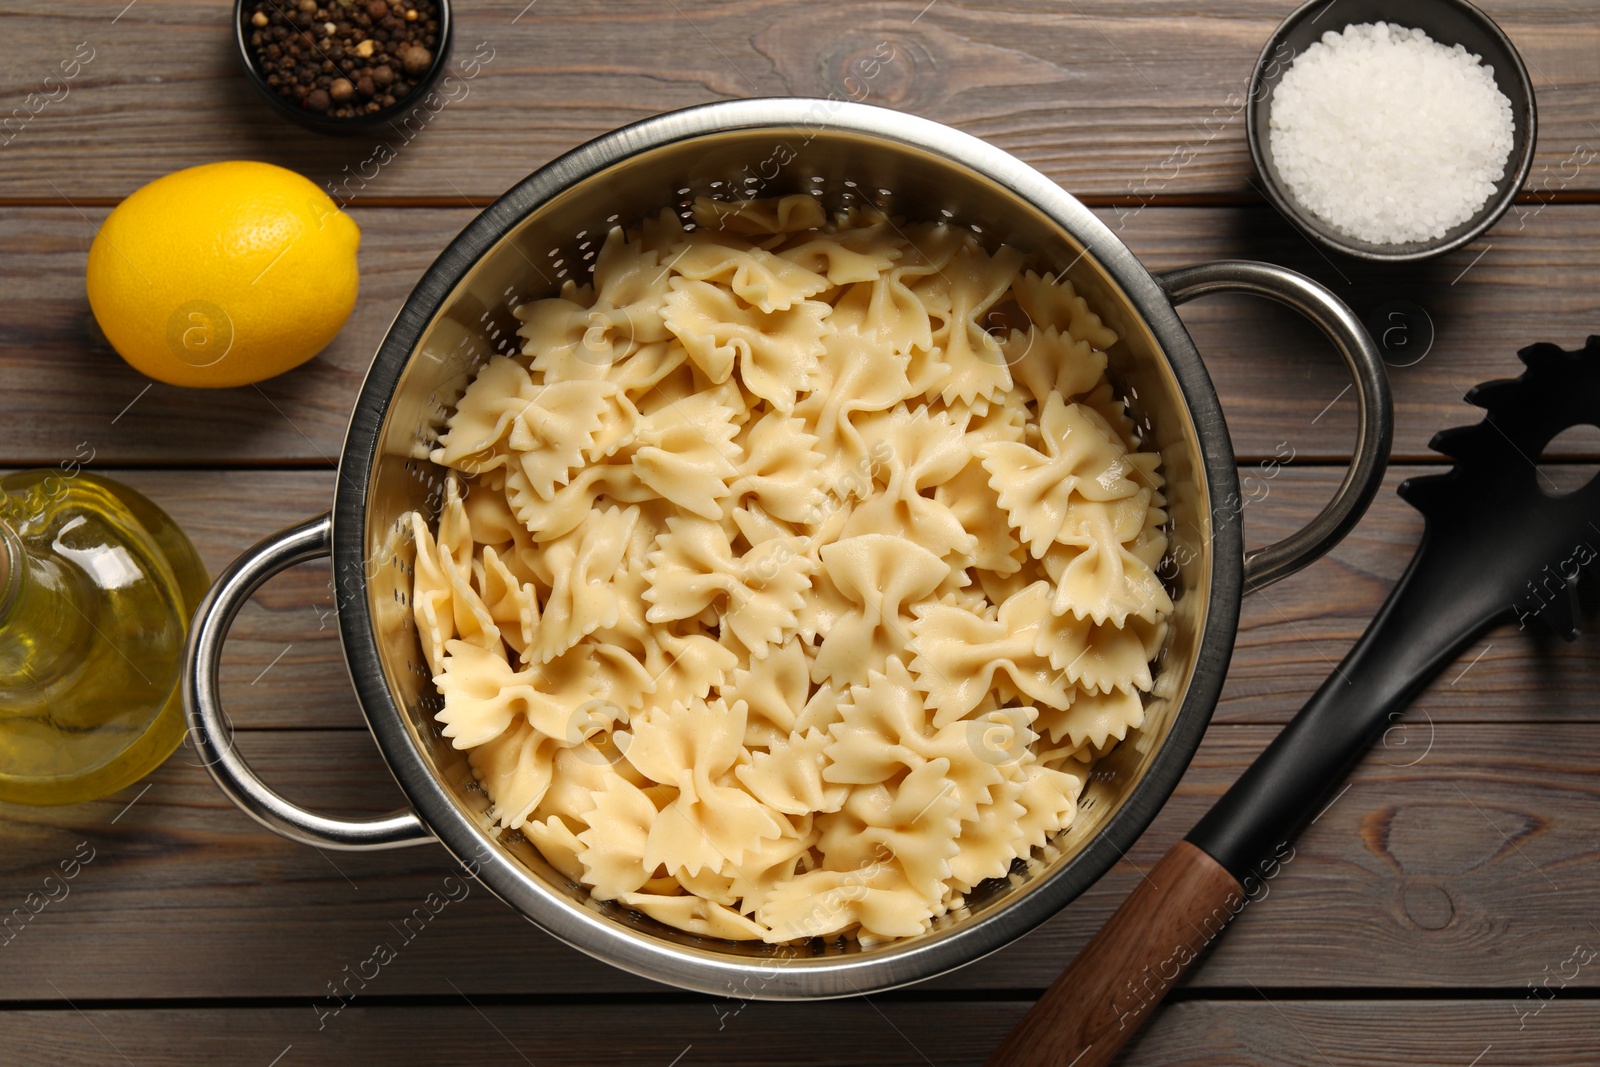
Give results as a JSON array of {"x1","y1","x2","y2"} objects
[{"x1": 986, "y1": 336, "x2": 1600, "y2": 1067}]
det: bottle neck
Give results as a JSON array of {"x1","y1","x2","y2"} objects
[{"x1": 0, "y1": 519, "x2": 91, "y2": 686}]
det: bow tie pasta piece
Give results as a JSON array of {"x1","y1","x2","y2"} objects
[
  {"x1": 519, "y1": 230, "x2": 679, "y2": 380},
  {"x1": 1012, "y1": 270, "x2": 1120, "y2": 352},
  {"x1": 405, "y1": 196, "x2": 1177, "y2": 945},
  {"x1": 1014, "y1": 762, "x2": 1086, "y2": 856},
  {"x1": 757, "y1": 862, "x2": 944, "y2": 942},
  {"x1": 433, "y1": 638, "x2": 602, "y2": 749},
  {"x1": 811, "y1": 534, "x2": 949, "y2": 686},
  {"x1": 816, "y1": 759, "x2": 963, "y2": 907},
  {"x1": 517, "y1": 294, "x2": 602, "y2": 382},
  {"x1": 630, "y1": 389, "x2": 743, "y2": 519},
  {"x1": 690, "y1": 192, "x2": 827, "y2": 237},
  {"x1": 907, "y1": 582, "x2": 1075, "y2": 726},
  {"x1": 722, "y1": 635, "x2": 810, "y2": 747},
  {"x1": 587, "y1": 226, "x2": 677, "y2": 344},
  {"x1": 460, "y1": 474, "x2": 543, "y2": 574},
  {"x1": 823, "y1": 659, "x2": 1017, "y2": 824},
  {"x1": 650, "y1": 629, "x2": 740, "y2": 710},
  {"x1": 1003, "y1": 324, "x2": 1110, "y2": 408},
  {"x1": 529, "y1": 505, "x2": 639, "y2": 664},
  {"x1": 573, "y1": 775, "x2": 661, "y2": 899},
  {"x1": 727, "y1": 412, "x2": 828, "y2": 525},
  {"x1": 978, "y1": 393, "x2": 1144, "y2": 558},
  {"x1": 937, "y1": 458, "x2": 1023, "y2": 576},
  {"x1": 618, "y1": 893, "x2": 770, "y2": 941},
  {"x1": 946, "y1": 385, "x2": 1030, "y2": 448},
  {"x1": 432, "y1": 355, "x2": 635, "y2": 498},
  {"x1": 727, "y1": 503, "x2": 801, "y2": 551},
  {"x1": 829, "y1": 264, "x2": 937, "y2": 357},
  {"x1": 662, "y1": 279, "x2": 828, "y2": 411},
  {"x1": 467, "y1": 718, "x2": 564, "y2": 830},
  {"x1": 603, "y1": 339, "x2": 691, "y2": 398},
  {"x1": 521, "y1": 816, "x2": 586, "y2": 884},
  {"x1": 429, "y1": 355, "x2": 531, "y2": 475},
  {"x1": 794, "y1": 329, "x2": 918, "y2": 495},
  {"x1": 734, "y1": 728, "x2": 849, "y2": 816},
  {"x1": 777, "y1": 224, "x2": 903, "y2": 287},
  {"x1": 718, "y1": 822, "x2": 821, "y2": 916},
  {"x1": 504, "y1": 458, "x2": 651, "y2": 542},
  {"x1": 408, "y1": 508, "x2": 499, "y2": 677},
  {"x1": 821, "y1": 659, "x2": 930, "y2": 786},
  {"x1": 621, "y1": 698, "x2": 785, "y2": 877},
  {"x1": 1033, "y1": 688, "x2": 1147, "y2": 753},
  {"x1": 644, "y1": 516, "x2": 815, "y2": 659},
  {"x1": 947, "y1": 771, "x2": 1030, "y2": 896},
  {"x1": 1035, "y1": 611, "x2": 1169, "y2": 696},
  {"x1": 474, "y1": 546, "x2": 541, "y2": 665},
  {"x1": 918, "y1": 242, "x2": 1026, "y2": 408},
  {"x1": 843, "y1": 406, "x2": 976, "y2": 559},
  {"x1": 1129, "y1": 493, "x2": 1171, "y2": 573},
  {"x1": 1041, "y1": 499, "x2": 1174, "y2": 626},
  {"x1": 668, "y1": 234, "x2": 832, "y2": 313}
]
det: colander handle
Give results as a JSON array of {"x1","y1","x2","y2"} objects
[
  {"x1": 183, "y1": 513, "x2": 435, "y2": 851},
  {"x1": 1156, "y1": 260, "x2": 1394, "y2": 594}
]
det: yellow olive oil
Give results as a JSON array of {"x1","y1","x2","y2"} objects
[{"x1": 0, "y1": 471, "x2": 208, "y2": 805}]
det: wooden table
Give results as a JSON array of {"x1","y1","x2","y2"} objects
[{"x1": 4, "y1": 2, "x2": 1600, "y2": 1063}]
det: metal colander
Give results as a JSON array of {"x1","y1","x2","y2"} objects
[{"x1": 186, "y1": 98, "x2": 1390, "y2": 998}]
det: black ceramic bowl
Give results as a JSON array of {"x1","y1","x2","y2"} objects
[
  {"x1": 1247, "y1": 0, "x2": 1537, "y2": 263},
  {"x1": 234, "y1": 0, "x2": 453, "y2": 136}
]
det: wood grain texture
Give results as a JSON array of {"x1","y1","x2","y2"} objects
[
  {"x1": 1, "y1": 719, "x2": 1597, "y2": 999},
  {"x1": 67, "y1": 465, "x2": 1600, "y2": 734},
  {"x1": 5, "y1": 204, "x2": 1600, "y2": 467},
  {"x1": 0, "y1": 207, "x2": 475, "y2": 467},
  {"x1": 5, "y1": 1, "x2": 1599, "y2": 1058},
  {"x1": 1, "y1": 1000, "x2": 1597, "y2": 1067},
  {"x1": 0, "y1": 1, "x2": 1596, "y2": 201},
  {"x1": 984, "y1": 841, "x2": 1243, "y2": 1067}
]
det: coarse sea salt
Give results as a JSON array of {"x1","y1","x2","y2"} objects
[{"x1": 1268, "y1": 22, "x2": 1515, "y2": 246}]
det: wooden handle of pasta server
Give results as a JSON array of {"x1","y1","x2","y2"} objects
[{"x1": 984, "y1": 841, "x2": 1244, "y2": 1067}]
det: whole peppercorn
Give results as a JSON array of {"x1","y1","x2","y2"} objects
[
  {"x1": 356, "y1": 75, "x2": 376, "y2": 97},
  {"x1": 370, "y1": 64, "x2": 394, "y2": 87},
  {"x1": 329, "y1": 77, "x2": 355, "y2": 102},
  {"x1": 251, "y1": 10, "x2": 269, "y2": 26},
  {"x1": 304, "y1": 88, "x2": 331, "y2": 112},
  {"x1": 399, "y1": 45, "x2": 432, "y2": 75},
  {"x1": 366, "y1": 0, "x2": 388, "y2": 17}
]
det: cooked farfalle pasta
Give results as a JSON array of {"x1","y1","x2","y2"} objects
[{"x1": 404, "y1": 195, "x2": 1172, "y2": 944}]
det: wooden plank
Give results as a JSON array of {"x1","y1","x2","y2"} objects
[
  {"x1": 81, "y1": 454, "x2": 1600, "y2": 735},
  {"x1": 1, "y1": 1000, "x2": 1595, "y2": 1067},
  {"x1": 0, "y1": 207, "x2": 476, "y2": 467},
  {"x1": 4, "y1": 204, "x2": 1600, "y2": 467},
  {"x1": 0, "y1": 1, "x2": 1595, "y2": 201},
  {"x1": 1, "y1": 719, "x2": 1597, "y2": 999},
  {"x1": 1215, "y1": 464, "x2": 1600, "y2": 728}
]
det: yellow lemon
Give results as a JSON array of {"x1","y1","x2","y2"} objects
[{"x1": 86, "y1": 161, "x2": 360, "y2": 388}]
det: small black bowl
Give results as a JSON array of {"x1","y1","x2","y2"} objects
[
  {"x1": 234, "y1": 0, "x2": 454, "y2": 136},
  {"x1": 1246, "y1": 0, "x2": 1537, "y2": 263}
]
